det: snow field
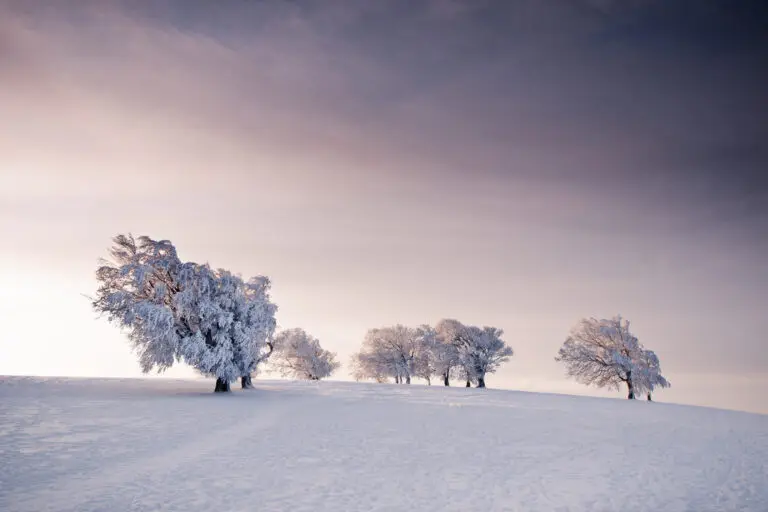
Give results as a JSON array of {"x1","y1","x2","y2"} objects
[{"x1": 1, "y1": 377, "x2": 766, "y2": 512}]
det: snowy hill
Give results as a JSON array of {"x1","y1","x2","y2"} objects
[{"x1": 1, "y1": 377, "x2": 766, "y2": 512}]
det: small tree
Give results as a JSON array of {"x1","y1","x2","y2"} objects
[
  {"x1": 555, "y1": 316, "x2": 644, "y2": 399},
  {"x1": 349, "y1": 352, "x2": 389, "y2": 383},
  {"x1": 434, "y1": 319, "x2": 463, "y2": 386},
  {"x1": 270, "y1": 328, "x2": 340, "y2": 380},
  {"x1": 414, "y1": 325, "x2": 439, "y2": 385},
  {"x1": 634, "y1": 349, "x2": 670, "y2": 401}
]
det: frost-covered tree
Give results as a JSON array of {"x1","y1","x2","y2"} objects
[
  {"x1": 432, "y1": 319, "x2": 512, "y2": 388},
  {"x1": 270, "y1": 328, "x2": 340, "y2": 380},
  {"x1": 350, "y1": 352, "x2": 389, "y2": 383},
  {"x1": 555, "y1": 316, "x2": 644, "y2": 399},
  {"x1": 413, "y1": 325, "x2": 439, "y2": 385},
  {"x1": 454, "y1": 325, "x2": 513, "y2": 388},
  {"x1": 634, "y1": 349, "x2": 670, "y2": 401},
  {"x1": 351, "y1": 325, "x2": 418, "y2": 384},
  {"x1": 433, "y1": 319, "x2": 463, "y2": 386},
  {"x1": 92, "y1": 234, "x2": 277, "y2": 393},
  {"x1": 231, "y1": 275, "x2": 278, "y2": 389}
]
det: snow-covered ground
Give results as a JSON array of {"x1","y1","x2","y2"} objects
[{"x1": 1, "y1": 377, "x2": 766, "y2": 512}]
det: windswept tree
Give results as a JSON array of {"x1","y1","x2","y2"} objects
[
  {"x1": 634, "y1": 349, "x2": 670, "y2": 401},
  {"x1": 92, "y1": 234, "x2": 277, "y2": 393},
  {"x1": 270, "y1": 328, "x2": 340, "y2": 380},
  {"x1": 555, "y1": 316, "x2": 645, "y2": 399}
]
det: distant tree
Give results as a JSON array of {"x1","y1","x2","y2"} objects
[
  {"x1": 433, "y1": 319, "x2": 463, "y2": 386},
  {"x1": 414, "y1": 325, "x2": 439, "y2": 385},
  {"x1": 634, "y1": 349, "x2": 670, "y2": 401},
  {"x1": 92, "y1": 234, "x2": 277, "y2": 393},
  {"x1": 351, "y1": 325, "x2": 418, "y2": 384},
  {"x1": 349, "y1": 352, "x2": 389, "y2": 383},
  {"x1": 455, "y1": 325, "x2": 513, "y2": 388},
  {"x1": 555, "y1": 316, "x2": 644, "y2": 399},
  {"x1": 433, "y1": 319, "x2": 512, "y2": 388},
  {"x1": 270, "y1": 328, "x2": 340, "y2": 380}
]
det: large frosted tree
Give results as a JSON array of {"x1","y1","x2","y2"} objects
[
  {"x1": 556, "y1": 316, "x2": 653, "y2": 399},
  {"x1": 270, "y1": 328, "x2": 340, "y2": 381},
  {"x1": 92, "y1": 234, "x2": 277, "y2": 392}
]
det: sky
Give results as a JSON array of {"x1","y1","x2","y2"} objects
[{"x1": 1, "y1": 0, "x2": 766, "y2": 413}]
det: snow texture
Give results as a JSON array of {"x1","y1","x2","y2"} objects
[{"x1": 1, "y1": 376, "x2": 766, "y2": 512}]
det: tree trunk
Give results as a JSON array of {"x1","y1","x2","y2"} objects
[
  {"x1": 395, "y1": 375, "x2": 400, "y2": 384},
  {"x1": 405, "y1": 375, "x2": 411, "y2": 385},
  {"x1": 241, "y1": 375, "x2": 253, "y2": 389},
  {"x1": 214, "y1": 378, "x2": 231, "y2": 393},
  {"x1": 647, "y1": 392, "x2": 652, "y2": 401},
  {"x1": 465, "y1": 380, "x2": 471, "y2": 387},
  {"x1": 626, "y1": 376, "x2": 635, "y2": 400},
  {"x1": 477, "y1": 376, "x2": 486, "y2": 388},
  {"x1": 426, "y1": 376, "x2": 431, "y2": 386},
  {"x1": 443, "y1": 373, "x2": 450, "y2": 386}
]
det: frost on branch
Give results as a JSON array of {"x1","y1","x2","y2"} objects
[
  {"x1": 92, "y1": 234, "x2": 277, "y2": 392},
  {"x1": 555, "y1": 315, "x2": 669, "y2": 400},
  {"x1": 270, "y1": 328, "x2": 339, "y2": 381}
]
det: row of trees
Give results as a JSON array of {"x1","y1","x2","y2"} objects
[
  {"x1": 94, "y1": 235, "x2": 669, "y2": 399},
  {"x1": 350, "y1": 320, "x2": 514, "y2": 388},
  {"x1": 92, "y1": 235, "x2": 339, "y2": 392}
]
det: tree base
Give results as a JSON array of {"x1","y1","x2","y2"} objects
[
  {"x1": 214, "y1": 378, "x2": 231, "y2": 393},
  {"x1": 241, "y1": 375, "x2": 253, "y2": 389}
]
